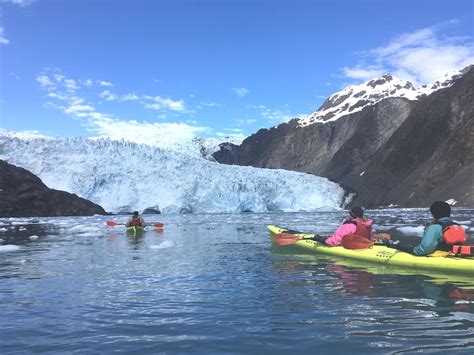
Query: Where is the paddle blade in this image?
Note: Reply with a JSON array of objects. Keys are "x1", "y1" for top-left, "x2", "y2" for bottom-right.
[
  {"x1": 106, "y1": 221, "x2": 119, "y2": 227},
  {"x1": 341, "y1": 234, "x2": 374, "y2": 250},
  {"x1": 153, "y1": 223, "x2": 164, "y2": 228},
  {"x1": 273, "y1": 233, "x2": 307, "y2": 245},
  {"x1": 274, "y1": 234, "x2": 301, "y2": 245}
]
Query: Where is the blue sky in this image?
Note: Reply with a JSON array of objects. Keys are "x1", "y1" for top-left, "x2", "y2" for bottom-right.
[{"x1": 0, "y1": 0, "x2": 473, "y2": 145}]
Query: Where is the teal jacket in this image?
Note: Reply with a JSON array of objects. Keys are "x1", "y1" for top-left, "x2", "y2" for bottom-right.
[{"x1": 413, "y1": 217, "x2": 452, "y2": 256}]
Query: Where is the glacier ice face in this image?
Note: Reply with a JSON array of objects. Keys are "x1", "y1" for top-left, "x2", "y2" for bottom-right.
[{"x1": 0, "y1": 133, "x2": 345, "y2": 214}]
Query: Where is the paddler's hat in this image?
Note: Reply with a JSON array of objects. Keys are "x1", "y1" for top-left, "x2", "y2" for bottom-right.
[
  {"x1": 349, "y1": 206, "x2": 364, "y2": 218},
  {"x1": 133, "y1": 211, "x2": 139, "y2": 216}
]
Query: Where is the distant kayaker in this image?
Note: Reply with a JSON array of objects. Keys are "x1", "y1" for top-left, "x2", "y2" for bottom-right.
[
  {"x1": 315, "y1": 206, "x2": 373, "y2": 246},
  {"x1": 126, "y1": 211, "x2": 145, "y2": 227},
  {"x1": 384, "y1": 201, "x2": 466, "y2": 255}
]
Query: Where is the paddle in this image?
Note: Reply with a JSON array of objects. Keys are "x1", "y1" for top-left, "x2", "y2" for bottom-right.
[
  {"x1": 274, "y1": 232, "x2": 390, "y2": 248},
  {"x1": 273, "y1": 233, "x2": 321, "y2": 246},
  {"x1": 106, "y1": 221, "x2": 164, "y2": 228}
]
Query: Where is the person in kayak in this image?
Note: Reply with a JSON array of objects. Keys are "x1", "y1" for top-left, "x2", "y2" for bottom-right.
[
  {"x1": 314, "y1": 206, "x2": 373, "y2": 246},
  {"x1": 383, "y1": 201, "x2": 466, "y2": 255},
  {"x1": 126, "y1": 211, "x2": 145, "y2": 227}
]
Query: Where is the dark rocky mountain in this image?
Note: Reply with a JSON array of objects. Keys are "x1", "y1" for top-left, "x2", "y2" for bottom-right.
[
  {"x1": 213, "y1": 66, "x2": 474, "y2": 208},
  {"x1": 0, "y1": 160, "x2": 108, "y2": 217}
]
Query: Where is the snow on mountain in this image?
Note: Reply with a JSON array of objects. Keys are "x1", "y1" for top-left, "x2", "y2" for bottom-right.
[
  {"x1": 298, "y1": 68, "x2": 466, "y2": 127},
  {"x1": 0, "y1": 132, "x2": 345, "y2": 214}
]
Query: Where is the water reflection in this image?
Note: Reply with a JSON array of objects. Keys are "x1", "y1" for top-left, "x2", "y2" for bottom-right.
[{"x1": 271, "y1": 247, "x2": 474, "y2": 313}]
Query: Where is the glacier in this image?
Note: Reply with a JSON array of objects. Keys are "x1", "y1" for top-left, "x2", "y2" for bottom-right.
[{"x1": 0, "y1": 131, "x2": 345, "y2": 214}]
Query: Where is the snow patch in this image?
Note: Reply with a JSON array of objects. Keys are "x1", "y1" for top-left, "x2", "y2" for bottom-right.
[
  {"x1": 445, "y1": 199, "x2": 457, "y2": 205},
  {"x1": 298, "y1": 68, "x2": 465, "y2": 127}
]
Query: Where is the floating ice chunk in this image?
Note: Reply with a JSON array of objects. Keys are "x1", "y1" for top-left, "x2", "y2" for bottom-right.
[
  {"x1": 396, "y1": 226, "x2": 425, "y2": 236},
  {"x1": 446, "y1": 199, "x2": 457, "y2": 205},
  {"x1": 29, "y1": 235, "x2": 39, "y2": 240},
  {"x1": 0, "y1": 228, "x2": 7, "y2": 232},
  {"x1": 0, "y1": 245, "x2": 20, "y2": 252},
  {"x1": 77, "y1": 232, "x2": 102, "y2": 237},
  {"x1": 68, "y1": 225, "x2": 101, "y2": 234},
  {"x1": 150, "y1": 240, "x2": 176, "y2": 249}
]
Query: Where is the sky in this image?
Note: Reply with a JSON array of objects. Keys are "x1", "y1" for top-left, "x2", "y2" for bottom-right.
[{"x1": 0, "y1": 0, "x2": 473, "y2": 146}]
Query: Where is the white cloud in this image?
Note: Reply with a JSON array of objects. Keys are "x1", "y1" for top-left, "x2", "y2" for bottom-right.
[
  {"x1": 54, "y1": 74, "x2": 66, "y2": 82},
  {"x1": 0, "y1": 26, "x2": 9, "y2": 45},
  {"x1": 200, "y1": 101, "x2": 218, "y2": 107},
  {"x1": 64, "y1": 103, "x2": 95, "y2": 115},
  {"x1": 64, "y1": 79, "x2": 79, "y2": 91},
  {"x1": 90, "y1": 120, "x2": 211, "y2": 147},
  {"x1": 36, "y1": 74, "x2": 55, "y2": 88},
  {"x1": 251, "y1": 105, "x2": 295, "y2": 123},
  {"x1": 0, "y1": 0, "x2": 36, "y2": 6},
  {"x1": 145, "y1": 96, "x2": 185, "y2": 111},
  {"x1": 82, "y1": 79, "x2": 93, "y2": 86},
  {"x1": 233, "y1": 87, "x2": 249, "y2": 97},
  {"x1": 98, "y1": 80, "x2": 113, "y2": 87},
  {"x1": 342, "y1": 66, "x2": 385, "y2": 81},
  {"x1": 9, "y1": 72, "x2": 21, "y2": 80},
  {"x1": 99, "y1": 90, "x2": 118, "y2": 101},
  {"x1": 236, "y1": 119, "x2": 257, "y2": 125},
  {"x1": 121, "y1": 93, "x2": 139, "y2": 101},
  {"x1": 47, "y1": 92, "x2": 69, "y2": 101},
  {"x1": 36, "y1": 70, "x2": 211, "y2": 147},
  {"x1": 342, "y1": 22, "x2": 474, "y2": 85}
]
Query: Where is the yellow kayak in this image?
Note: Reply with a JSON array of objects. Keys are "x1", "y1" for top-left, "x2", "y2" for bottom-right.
[{"x1": 268, "y1": 225, "x2": 474, "y2": 276}]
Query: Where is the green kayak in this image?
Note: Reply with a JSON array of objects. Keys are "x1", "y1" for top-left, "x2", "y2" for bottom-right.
[{"x1": 126, "y1": 226, "x2": 145, "y2": 237}]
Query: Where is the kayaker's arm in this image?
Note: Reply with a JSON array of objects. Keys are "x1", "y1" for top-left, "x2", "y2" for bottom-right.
[{"x1": 413, "y1": 225, "x2": 443, "y2": 256}]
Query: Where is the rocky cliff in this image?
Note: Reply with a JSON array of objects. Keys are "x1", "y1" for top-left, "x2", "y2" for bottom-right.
[
  {"x1": 214, "y1": 66, "x2": 473, "y2": 207},
  {"x1": 0, "y1": 160, "x2": 108, "y2": 217}
]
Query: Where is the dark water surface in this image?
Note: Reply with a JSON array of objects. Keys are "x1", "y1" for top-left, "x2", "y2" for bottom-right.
[{"x1": 1, "y1": 209, "x2": 473, "y2": 354}]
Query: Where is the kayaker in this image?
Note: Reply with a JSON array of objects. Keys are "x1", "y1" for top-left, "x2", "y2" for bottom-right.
[
  {"x1": 314, "y1": 206, "x2": 373, "y2": 246},
  {"x1": 383, "y1": 201, "x2": 466, "y2": 255},
  {"x1": 126, "y1": 211, "x2": 145, "y2": 227}
]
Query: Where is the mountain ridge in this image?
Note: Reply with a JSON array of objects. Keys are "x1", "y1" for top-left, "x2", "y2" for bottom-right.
[
  {"x1": 298, "y1": 67, "x2": 467, "y2": 126},
  {"x1": 213, "y1": 66, "x2": 474, "y2": 207}
]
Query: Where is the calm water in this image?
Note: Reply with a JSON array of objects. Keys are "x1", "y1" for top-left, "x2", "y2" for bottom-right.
[{"x1": 1, "y1": 209, "x2": 473, "y2": 354}]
